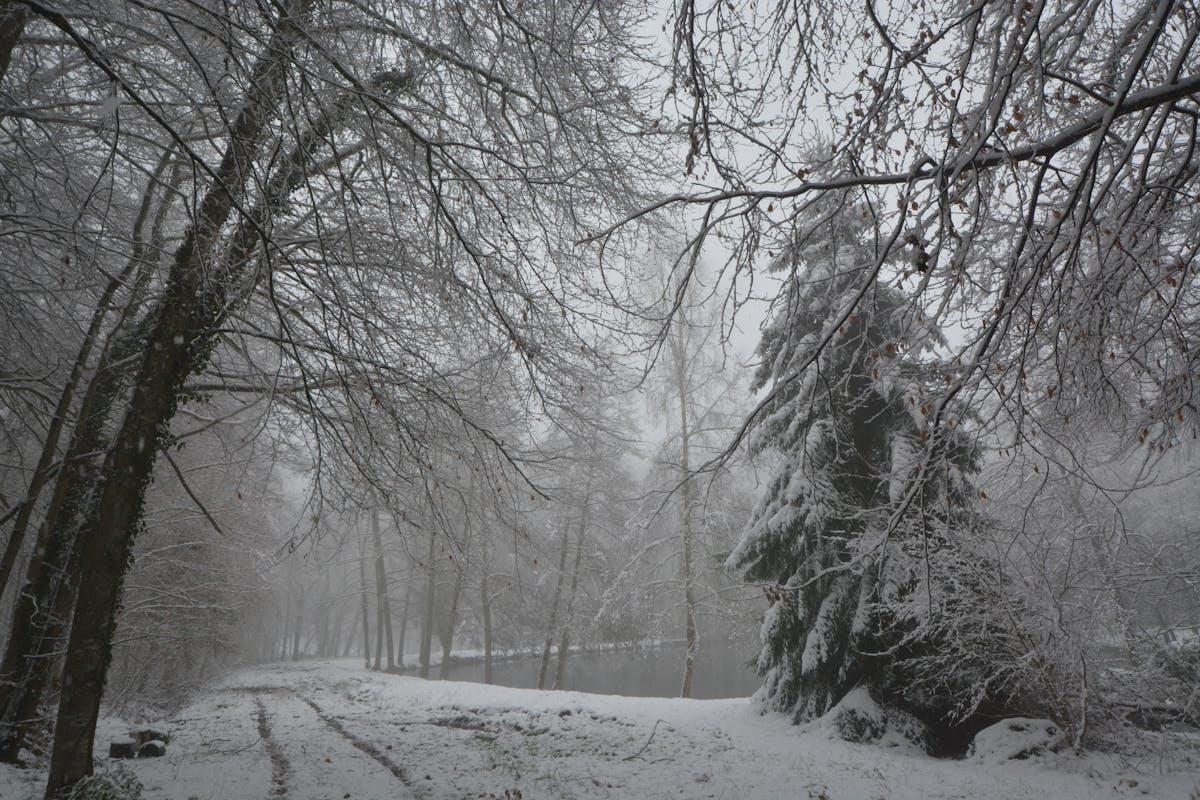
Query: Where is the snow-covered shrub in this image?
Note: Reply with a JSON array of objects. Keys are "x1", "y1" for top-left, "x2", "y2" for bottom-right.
[
  {"x1": 951, "y1": 440, "x2": 1200, "y2": 748},
  {"x1": 1153, "y1": 640, "x2": 1200, "y2": 687},
  {"x1": 813, "y1": 687, "x2": 932, "y2": 753},
  {"x1": 1162, "y1": 642, "x2": 1200, "y2": 725},
  {"x1": 968, "y1": 718, "x2": 1066, "y2": 763},
  {"x1": 1107, "y1": 640, "x2": 1200, "y2": 732},
  {"x1": 65, "y1": 767, "x2": 143, "y2": 800},
  {"x1": 877, "y1": 527, "x2": 1077, "y2": 735}
]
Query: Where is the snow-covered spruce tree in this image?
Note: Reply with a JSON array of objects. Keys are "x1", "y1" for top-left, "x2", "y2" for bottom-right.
[{"x1": 728, "y1": 198, "x2": 985, "y2": 725}]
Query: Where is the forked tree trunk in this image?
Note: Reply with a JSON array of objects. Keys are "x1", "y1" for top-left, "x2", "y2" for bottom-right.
[
  {"x1": 0, "y1": 149, "x2": 175, "y2": 721},
  {"x1": 0, "y1": 323, "x2": 97, "y2": 598},
  {"x1": 0, "y1": 346, "x2": 125, "y2": 761}
]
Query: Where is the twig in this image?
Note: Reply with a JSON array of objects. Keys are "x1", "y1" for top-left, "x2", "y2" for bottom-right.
[{"x1": 623, "y1": 719, "x2": 664, "y2": 761}]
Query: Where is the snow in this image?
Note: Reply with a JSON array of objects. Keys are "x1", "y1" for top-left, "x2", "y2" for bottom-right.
[
  {"x1": 811, "y1": 687, "x2": 930, "y2": 754},
  {"x1": 801, "y1": 576, "x2": 851, "y2": 676},
  {"x1": 2, "y1": 659, "x2": 1196, "y2": 799},
  {"x1": 968, "y1": 718, "x2": 1068, "y2": 764}
]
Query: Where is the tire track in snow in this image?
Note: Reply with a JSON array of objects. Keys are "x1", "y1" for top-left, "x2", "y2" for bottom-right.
[
  {"x1": 295, "y1": 693, "x2": 416, "y2": 791},
  {"x1": 251, "y1": 693, "x2": 291, "y2": 797}
]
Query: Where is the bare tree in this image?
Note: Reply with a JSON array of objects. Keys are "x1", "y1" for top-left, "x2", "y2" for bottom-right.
[
  {"x1": 624, "y1": 0, "x2": 1200, "y2": 479},
  {"x1": 0, "y1": 0, "x2": 661, "y2": 793}
]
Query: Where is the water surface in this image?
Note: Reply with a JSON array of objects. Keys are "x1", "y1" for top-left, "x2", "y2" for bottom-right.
[{"x1": 433, "y1": 641, "x2": 760, "y2": 699}]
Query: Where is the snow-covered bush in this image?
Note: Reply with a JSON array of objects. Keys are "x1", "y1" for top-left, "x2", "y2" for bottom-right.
[
  {"x1": 1153, "y1": 640, "x2": 1200, "y2": 687},
  {"x1": 952, "y1": 439, "x2": 1200, "y2": 747},
  {"x1": 968, "y1": 718, "x2": 1066, "y2": 763},
  {"x1": 65, "y1": 767, "x2": 143, "y2": 800},
  {"x1": 878, "y1": 526, "x2": 1082, "y2": 736},
  {"x1": 812, "y1": 688, "x2": 932, "y2": 753}
]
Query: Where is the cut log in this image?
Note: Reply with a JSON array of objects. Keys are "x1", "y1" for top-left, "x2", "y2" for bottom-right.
[
  {"x1": 129, "y1": 725, "x2": 168, "y2": 746},
  {"x1": 137, "y1": 739, "x2": 166, "y2": 758},
  {"x1": 108, "y1": 737, "x2": 136, "y2": 759}
]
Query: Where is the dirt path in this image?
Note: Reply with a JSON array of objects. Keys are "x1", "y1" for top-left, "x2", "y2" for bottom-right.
[
  {"x1": 233, "y1": 683, "x2": 418, "y2": 800},
  {"x1": 295, "y1": 694, "x2": 414, "y2": 789},
  {"x1": 252, "y1": 693, "x2": 291, "y2": 796}
]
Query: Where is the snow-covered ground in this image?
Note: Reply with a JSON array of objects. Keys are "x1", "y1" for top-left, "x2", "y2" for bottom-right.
[{"x1": 2, "y1": 659, "x2": 1197, "y2": 799}]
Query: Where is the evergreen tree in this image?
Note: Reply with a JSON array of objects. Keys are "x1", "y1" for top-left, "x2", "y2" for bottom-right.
[{"x1": 728, "y1": 198, "x2": 981, "y2": 722}]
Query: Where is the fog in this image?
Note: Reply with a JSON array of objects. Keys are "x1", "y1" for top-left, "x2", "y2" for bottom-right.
[{"x1": 1, "y1": 0, "x2": 1198, "y2": 797}]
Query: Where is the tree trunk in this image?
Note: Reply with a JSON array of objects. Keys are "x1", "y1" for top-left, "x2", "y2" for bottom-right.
[
  {"x1": 373, "y1": 575, "x2": 383, "y2": 668},
  {"x1": 316, "y1": 572, "x2": 331, "y2": 658},
  {"x1": 537, "y1": 521, "x2": 572, "y2": 690},
  {"x1": 0, "y1": 348, "x2": 89, "y2": 599},
  {"x1": 419, "y1": 527, "x2": 436, "y2": 679},
  {"x1": 292, "y1": 592, "x2": 303, "y2": 660},
  {"x1": 475, "y1": 518, "x2": 493, "y2": 684},
  {"x1": 554, "y1": 506, "x2": 589, "y2": 690},
  {"x1": 480, "y1": 563, "x2": 493, "y2": 685},
  {"x1": 316, "y1": 608, "x2": 327, "y2": 659},
  {"x1": 0, "y1": 146, "x2": 174, "y2": 605},
  {"x1": 0, "y1": 311, "x2": 167, "y2": 761},
  {"x1": 675, "y1": 330, "x2": 699, "y2": 699},
  {"x1": 0, "y1": 1, "x2": 29, "y2": 88},
  {"x1": 358, "y1": 533, "x2": 372, "y2": 668},
  {"x1": 0, "y1": 364, "x2": 118, "y2": 761},
  {"x1": 397, "y1": 562, "x2": 412, "y2": 668},
  {"x1": 280, "y1": 596, "x2": 291, "y2": 662},
  {"x1": 326, "y1": 594, "x2": 344, "y2": 659},
  {"x1": 43, "y1": 5, "x2": 312, "y2": 793},
  {"x1": 0, "y1": 151, "x2": 178, "y2": 760},
  {"x1": 439, "y1": 560, "x2": 463, "y2": 680},
  {"x1": 260, "y1": 621, "x2": 272, "y2": 663},
  {"x1": 372, "y1": 507, "x2": 394, "y2": 671},
  {"x1": 679, "y1": 475, "x2": 698, "y2": 696}
]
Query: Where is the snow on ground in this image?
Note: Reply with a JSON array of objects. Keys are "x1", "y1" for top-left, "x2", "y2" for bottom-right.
[{"x1": 2, "y1": 659, "x2": 1197, "y2": 799}]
